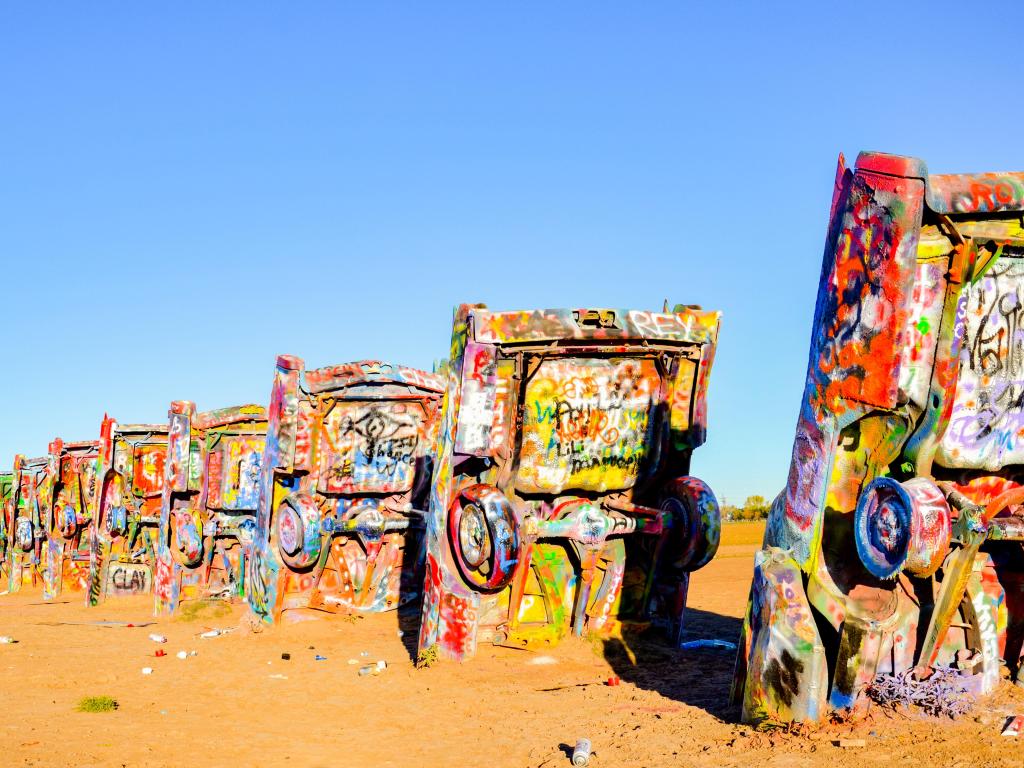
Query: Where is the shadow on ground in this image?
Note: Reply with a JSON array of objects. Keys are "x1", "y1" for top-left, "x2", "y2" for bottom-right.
[{"x1": 602, "y1": 607, "x2": 743, "y2": 722}]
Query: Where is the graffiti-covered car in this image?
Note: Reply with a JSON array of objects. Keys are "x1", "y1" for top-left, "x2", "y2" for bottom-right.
[
  {"x1": 88, "y1": 417, "x2": 169, "y2": 605},
  {"x1": 7, "y1": 455, "x2": 51, "y2": 593},
  {"x1": 154, "y1": 401, "x2": 267, "y2": 614},
  {"x1": 247, "y1": 357, "x2": 444, "y2": 623},
  {"x1": 417, "y1": 304, "x2": 722, "y2": 662},
  {"x1": 735, "y1": 152, "x2": 1024, "y2": 724},
  {"x1": 0, "y1": 473, "x2": 14, "y2": 585},
  {"x1": 42, "y1": 438, "x2": 100, "y2": 600}
]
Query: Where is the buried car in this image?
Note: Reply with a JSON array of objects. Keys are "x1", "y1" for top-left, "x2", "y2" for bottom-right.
[
  {"x1": 41, "y1": 438, "x2": 101, "y2": 600},
  {"x1": 154, "y1": 401, "x2": 267, "y2": 614},
  {"x1": 735, "y1": 152, "x2": 1024, "y2": 723},
  {"x1": 7, "y1": 454, "x2": 51, "y2": 593},
  {"x1": 88, "y1": 416, "x2": 169, "y2": 605},
  {"x1": 417, "y1": 303, "x2": 722, "y2": 662},
  {"x1": 246, "y1": 357, "x2": 444, "y2": 622},
  {"x1": 0, "y1": 473, "x2": 14, "y2": 585}
]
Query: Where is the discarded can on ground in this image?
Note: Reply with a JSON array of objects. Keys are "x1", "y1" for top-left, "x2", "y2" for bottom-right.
[
  {"x1": 0, "y1": 636, "x2": 16, "y2": 644},
  {"x1": 572, "y1": 738, "x2": 592, "y2": 766},
  {"x1": 148, "y1": 633, "x2": 167, "y2": 643}
]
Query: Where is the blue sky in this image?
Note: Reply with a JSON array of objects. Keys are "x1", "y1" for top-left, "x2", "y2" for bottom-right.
[{"x1": 2, "y1": 2, "x2": 1022, "y2": 504}]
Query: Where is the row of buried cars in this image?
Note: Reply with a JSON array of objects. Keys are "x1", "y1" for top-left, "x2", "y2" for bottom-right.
[
  {"x1": 6, "y1": 150, "x2": 1024, "y2": 727},
  {"x1": 0, "y1": 300, "x2": 724, "y2": 666}
]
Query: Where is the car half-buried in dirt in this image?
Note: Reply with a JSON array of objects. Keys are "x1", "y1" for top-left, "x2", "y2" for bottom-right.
[
  {"x1": 246, "y1": 357, "x2": 445, "y2": 622},
  {"x1": 416, "y1": 303, "x2": 722, "y2": 662},
  {"x1": 88, "y1": 416, "x2": 169, "y2": 605},
  {"x1": 735, "y1": 151, "x2": 1024, "y2": 723},
  {"x1": 7, "y1": 454, "x2": 51, "y2": 593},
  {"x1": 42, "y1": 438, "x2": 101, "y2": 600},
  {"x1": 0, "y1": 472, "x2": 13, "y2": 585},
  {"x1": 154, "y1": 401, "x2": 267, "y2": 614}
]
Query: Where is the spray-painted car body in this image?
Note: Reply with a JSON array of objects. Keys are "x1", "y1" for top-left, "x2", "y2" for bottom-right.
[
  {"x1": 247, "y1": 357, "x2": 445, "y2": 622},
  {"x1": 417, "y1": 304, "x2": 722, "y2": 662},
  {"x1": 154, "y1": 402, "x2": 267, "y2": 613},
  {"x1": 0, "y1": 473, "x2": 13, "y2": 585},
  {"x1": 7, "y1": 455, "x2": 51, "y2": 592},
  {"x1": 736, "y1": 152, "x2": 1024, "y2": 723},
  {"x1": 88, "y1": 417, "x2": 169, "y2": 605},
  {"x1": 41, "y1": 438, "x2": 101, "y2": 600}
]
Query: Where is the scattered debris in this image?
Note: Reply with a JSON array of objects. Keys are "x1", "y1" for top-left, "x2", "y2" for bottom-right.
[
  {"x1": 148, "y1": 634, "x2": 167, "y2": 643},
  {"x1": 141, "y1": 667, "x2": 153, "y2": 675},
  {"x1": 867, "y1": 667, "x2": 975, "y2": 718},
  {"x1": 1002, "y1": 716, "x2": 1024, "y2": 737},
  {"x1": 528, "y1": 655, "x2": 558, "y2": 666},
  {"x1": 0, "y1": 636, "x2": 18, "y2": 644},
  {"x1": 358, "y1": 660, "x2": 388, "y2": 676},
  {"x1": 678, "y1": 639, "x2": 736, "y2": 651},
  {"x1": 834, "y1": 738, "x2": 865, "y2": 748},
  {"x1": 314, "y1": 654, "x2": 327, "y2": 661},
  {"x1": 268, "y1": 674, "x2": 288, "y2": 680},
  {"x1": 176, "y1": 651, "x2": 188, "y2": 660},
  {"x1": 281, "y1": 652, "x2": 291, "y2": 660},
  {"x1": 199, "y1": 628, "x2": 234, "y2": 639},
  {"x1": 572, "y1": 738, "x2": 592, "y2": 766},
  {"x1": 606, "y1": 676, "x2": 620, "y2": 687},
  {"x1": 154, "y1": 649, "x2": 166, "y2": 657}
]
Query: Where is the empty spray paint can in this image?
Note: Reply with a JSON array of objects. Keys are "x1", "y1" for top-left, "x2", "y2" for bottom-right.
[{"x1": 572, "y1": 739, "x2": 591, "y2": 766}]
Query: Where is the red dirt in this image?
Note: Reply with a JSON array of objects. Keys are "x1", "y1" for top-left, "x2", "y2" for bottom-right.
[{"x1": 1, "y1": 524, "x2": 1022, "y2": 767}]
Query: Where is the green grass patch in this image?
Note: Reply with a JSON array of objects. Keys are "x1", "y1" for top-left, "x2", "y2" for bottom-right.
[{"x1": 77, "y1": 696, "x2": 118, "y2": 713}]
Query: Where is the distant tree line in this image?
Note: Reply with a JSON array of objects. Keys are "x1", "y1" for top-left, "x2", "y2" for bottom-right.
[{"x1": 722, "y1": 495, "x2": 770, "y2": 522}]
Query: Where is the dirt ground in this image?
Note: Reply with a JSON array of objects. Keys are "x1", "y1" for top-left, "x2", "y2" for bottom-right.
[{"x1": 1, "y1": 523, "x2": 1022, "y2": 767}]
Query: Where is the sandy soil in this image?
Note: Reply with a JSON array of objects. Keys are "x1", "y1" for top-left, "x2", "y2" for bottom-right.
[{"x1": 2, "y1": 522, "x2": 1022, "y2": 767}]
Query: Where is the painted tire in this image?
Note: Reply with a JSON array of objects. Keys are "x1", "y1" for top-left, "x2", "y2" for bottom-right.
[
  {"x1": 14, "y1": 518, "x2": 33, "y2": 552},
  {"x1": 171, "y1": 508, "x2": 204, "y2": 567},
  {"x1": 855, "y1": 477, "x2": 951, "y2": 579},
  {"x1": 275, "y1": 493, "x2": 322, "y2": 570},
  {"x1": 660, "y1": 476, "x2": 721, "y2": 572},
  {"x1": 53, "y1": 500, "x2": 78, "y2": 539},
  {"x1": 100, "y1": 473, "x2": 129, "y2": 537},
  {"x1": 447, "y1": 484, "x2": 520, "y2": 592}
]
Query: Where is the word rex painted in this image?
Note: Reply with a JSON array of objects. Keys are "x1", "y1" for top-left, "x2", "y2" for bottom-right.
[
  {"x1": 735, "y1": 152, "x2": 1024, "y2": 724},
  {"x1": 154, "y1": 402, "x2": 267, "y2": 614},
  {"x1": 246, "y1": 357, "x2": 444, "y2": 622},
  {"x1": 417, "y1": 304, "x2": 722, "y2": 663}
]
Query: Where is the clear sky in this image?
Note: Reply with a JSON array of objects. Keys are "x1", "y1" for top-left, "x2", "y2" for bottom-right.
[{"x1": 2, "y1": 2, "x2": 1022, "y2": 504}]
